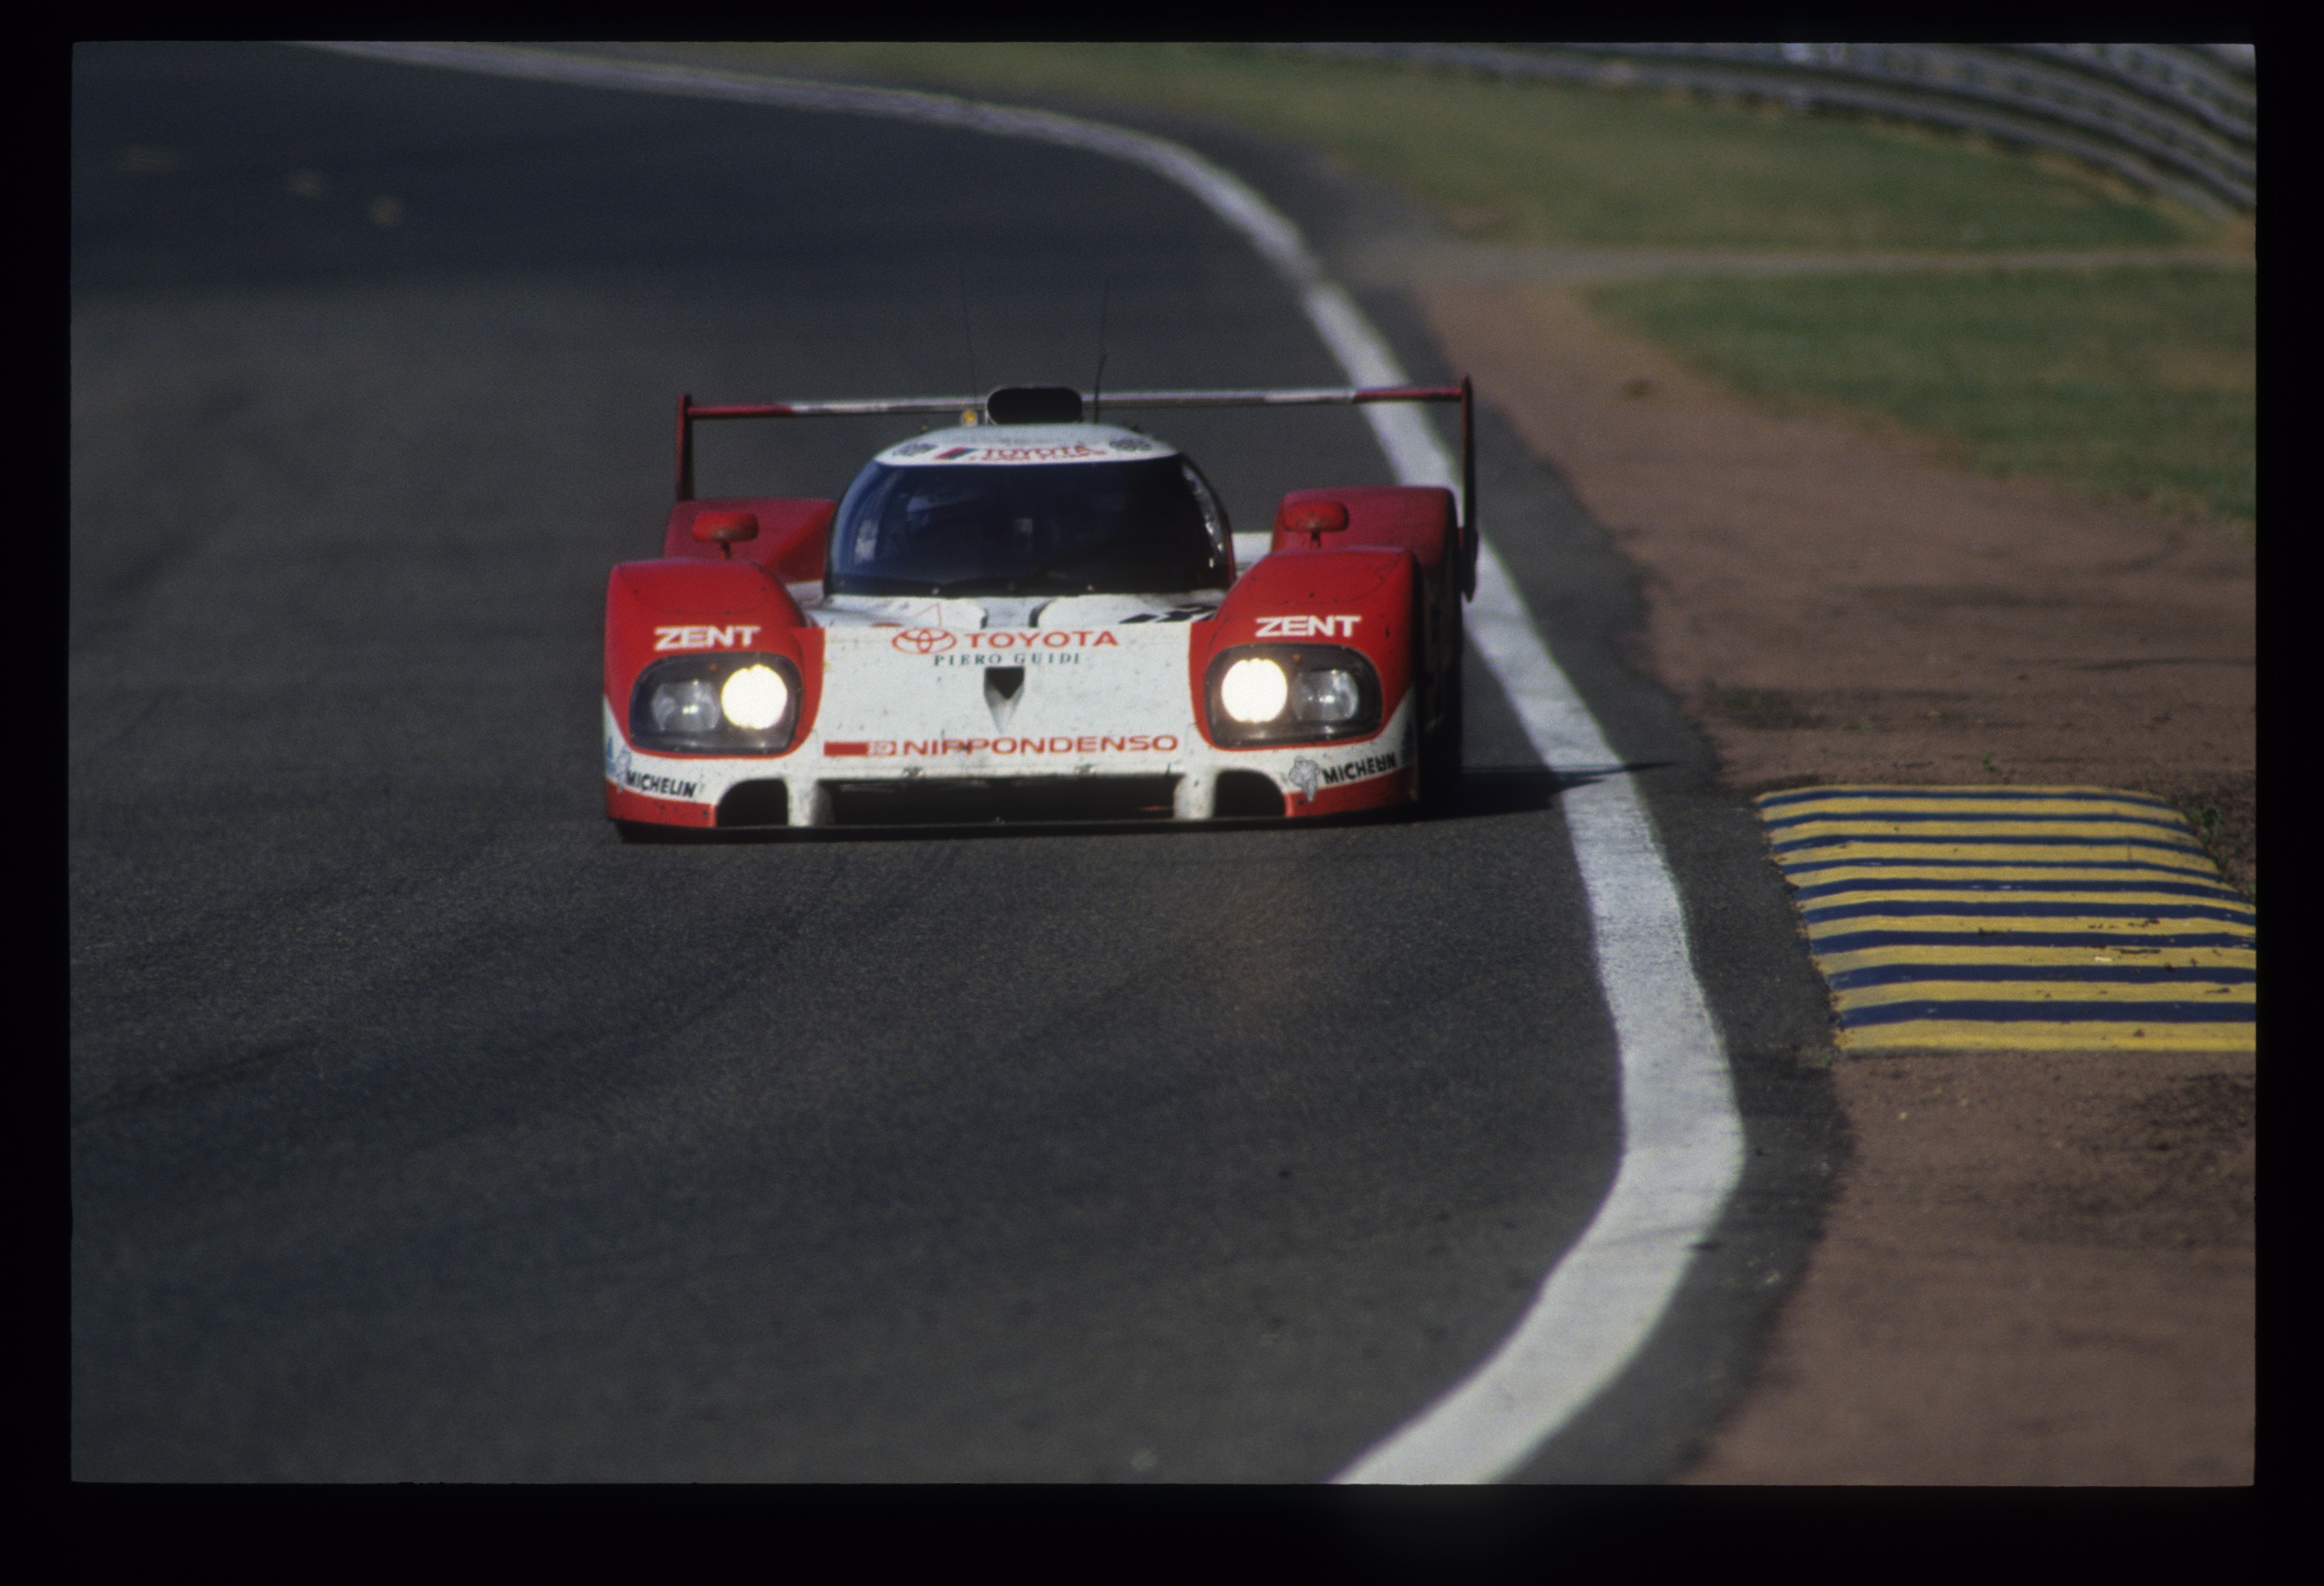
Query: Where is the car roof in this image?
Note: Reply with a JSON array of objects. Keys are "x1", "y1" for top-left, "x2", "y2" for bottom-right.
[{"x1": 873, "y1": 422, "x2": 1180, "y2": 468}]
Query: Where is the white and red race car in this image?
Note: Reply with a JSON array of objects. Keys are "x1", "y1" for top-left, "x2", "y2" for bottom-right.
[{"x1": 604, "y1": 381, "x2": 1476, "y2": 833}]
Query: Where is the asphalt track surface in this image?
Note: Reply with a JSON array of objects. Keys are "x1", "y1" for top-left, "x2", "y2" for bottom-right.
[{"x1": 70, "y1": 43, "x2": 1839, "y2": 1482}]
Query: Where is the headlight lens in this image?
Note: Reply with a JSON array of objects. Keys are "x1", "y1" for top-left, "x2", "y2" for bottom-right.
[
  {"x1": 1291, "y1": 668, "x2": 1361, "y2": 724},
  {"x1": 652, "y1": 678, "x2": 720, "y2": 735},
  {"x1": 1220, "y1": 657, "x2": 1289, "y2": 723},
  {"x1": 720, "y1": 664, "x2": 790, "y2": 731},
  {"x1": 1205, "y1": 644, "x2": 1381, "y2": 745},
  {"x1": 628, "y1": 652, "x2": 802, "y2": 754}
]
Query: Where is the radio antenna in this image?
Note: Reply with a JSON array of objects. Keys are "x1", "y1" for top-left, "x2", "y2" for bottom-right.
[
  {"x1": 957, "y1": 269, "x2": 980, "y2": 418},
  {"x1": 1092, "y1": 277, "x2": 1110, "y2": 422}
]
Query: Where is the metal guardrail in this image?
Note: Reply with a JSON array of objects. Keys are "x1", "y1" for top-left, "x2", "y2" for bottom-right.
[
  {"x1": 1283, "y1": 43, "x2": 2256, "y2": 218},
  {"x1": 2006, "y1": 44, "x2": 2253, "y2": 140}
]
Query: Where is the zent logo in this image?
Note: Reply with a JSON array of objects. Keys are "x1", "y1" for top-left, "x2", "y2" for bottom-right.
[
  {"x1": 654, "y1": 624, "x2": 763, "y2": 651},
  {"x1": 892, "y1": 628, "x2": 959, "y2": 655},
  {"x1": 1256, "y1": 614, "x2": 1360, "y2": 638}
]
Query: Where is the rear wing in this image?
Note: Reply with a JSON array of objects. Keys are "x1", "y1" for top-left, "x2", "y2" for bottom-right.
[{"x1": 674, "y1": 381, "x2": 1477, "y2": 591}]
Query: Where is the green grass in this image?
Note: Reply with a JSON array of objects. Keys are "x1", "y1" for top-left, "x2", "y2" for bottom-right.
[
  {"x1": 706, "y1": 43, "x2": 2229, "y2": 251},
  {"x1": 1587, "y1": 265, "x2": 2255, "y2": 528}
]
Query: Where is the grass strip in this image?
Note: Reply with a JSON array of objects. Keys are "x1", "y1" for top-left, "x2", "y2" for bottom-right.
[{"x1": 1587, "y1": 265, "x2": 2254, "y2": 528}]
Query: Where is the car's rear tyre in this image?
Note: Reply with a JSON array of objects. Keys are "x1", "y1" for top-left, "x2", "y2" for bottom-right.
[{"x1": 1421, "y1": 607, "x2": 1465, "y2": 814}]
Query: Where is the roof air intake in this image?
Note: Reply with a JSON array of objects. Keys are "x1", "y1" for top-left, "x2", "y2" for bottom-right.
[{"x1": 985, "y1": 386, "x2": 1085, "y2": 425}]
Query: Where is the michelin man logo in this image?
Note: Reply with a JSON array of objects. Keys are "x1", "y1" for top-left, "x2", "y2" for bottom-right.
[
  {"x1": 607, "y1": 738, "x2": 633, "y2": 787},
  {"x1": 1286, "y1": 756, "x2": 1323, "y2": 803}
]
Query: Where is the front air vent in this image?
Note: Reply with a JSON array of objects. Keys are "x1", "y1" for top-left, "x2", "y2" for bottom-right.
[
  {"x1": 715, "y1": 780, "x2": 790, "y2": 827},
  {"x1": 1213, "y1": 771, "x2": 1287, "y2": 817},
  {"x1": 827, "y1": 776, "x2": 1178, "y2": 825},
  {"x1": 984, "y1": 666, "x2": 1026, "y2": 731}
]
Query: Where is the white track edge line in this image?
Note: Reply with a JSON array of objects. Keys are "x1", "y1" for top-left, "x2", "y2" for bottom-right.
[{"x1": 308, "y1": 41, "x2": 1745, "y2": 1485}]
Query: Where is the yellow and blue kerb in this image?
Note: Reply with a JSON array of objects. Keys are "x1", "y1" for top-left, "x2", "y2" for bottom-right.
[{"x1": 1755, "y1": 786, "x2": 2254, "y2": 1051}]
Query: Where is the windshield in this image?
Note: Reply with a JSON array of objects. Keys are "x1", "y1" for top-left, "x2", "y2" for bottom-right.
[{"x1": 826, "y1": 456, "x2": 1231, "y2": 597}]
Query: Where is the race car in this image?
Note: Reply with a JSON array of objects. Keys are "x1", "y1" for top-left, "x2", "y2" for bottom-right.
[{"x1": 604, "y1": 380, "x2": 1476, "y2": 833}]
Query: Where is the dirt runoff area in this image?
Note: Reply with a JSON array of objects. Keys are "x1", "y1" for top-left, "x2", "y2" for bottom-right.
[{"x1": 1412, "y1": 276, "x2": 2254, "y2": 1484}]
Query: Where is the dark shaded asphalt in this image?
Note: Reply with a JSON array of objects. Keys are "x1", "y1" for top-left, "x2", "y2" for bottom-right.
[{"x1": 69, "y1": 43, "x2": 1836, "y2": 1481}]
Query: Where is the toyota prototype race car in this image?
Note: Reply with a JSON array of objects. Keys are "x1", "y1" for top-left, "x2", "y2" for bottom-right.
[{"x1": 604, "y1": 380, "x2": 1477, "y2": 834}]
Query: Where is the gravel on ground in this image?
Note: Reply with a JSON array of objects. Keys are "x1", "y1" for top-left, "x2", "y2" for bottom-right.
[{"x1": 1680, "y1": 1050, "x2": 2252, "y2": 1484}]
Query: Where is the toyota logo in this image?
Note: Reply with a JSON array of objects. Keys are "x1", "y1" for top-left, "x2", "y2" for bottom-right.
[{"x1": 892, "y1": 628, "x2": 957, "y2": 655}]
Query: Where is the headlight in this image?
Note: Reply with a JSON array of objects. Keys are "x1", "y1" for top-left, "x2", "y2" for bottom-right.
[
  {"x1": 1291, "y1": 668, "x2": 1361, "y2": 724},
  {"x1": 651, "y1": 678, "x2": 720, "y2": 735},
  {"x1": 628, "y1": 652, "x2": 802, "y2": 754},
  {"x1": 1205, "y1": 644, "x2": 1381, "y2": 745},
  {"x1": 720, "y1": 664, "x2": 790, "y2": 731},
  {"x1": 1220, "y1": 657, "x2": 1289, "y2": 723}
]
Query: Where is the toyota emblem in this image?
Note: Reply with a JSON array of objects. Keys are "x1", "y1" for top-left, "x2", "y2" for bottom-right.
[{"x1": 892, "y1": 628, "x2": 957, "y2": 655}]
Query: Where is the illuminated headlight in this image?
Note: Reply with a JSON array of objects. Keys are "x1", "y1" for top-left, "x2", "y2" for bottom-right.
[
  {"x1": 1220, "y1": 657, "x2": 1289, "y2": 723},
  {"x1": 720, "y1": 665, "x2": 790, "y2": 731},
  {"x1": 1205, "y1": 645, "x2": 1381, "y2": 745},
  {"x1": 628, "y1": 652, "x2": 801, "y2": 754}
]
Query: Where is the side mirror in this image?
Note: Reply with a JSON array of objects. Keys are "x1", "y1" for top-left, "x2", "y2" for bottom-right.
[
  {"x1": 1281, "y1": 499, "x2": 1350, "y2": 548},
  {"x1": 693, "y1": 510, "x2": 759, "y2": 559}
]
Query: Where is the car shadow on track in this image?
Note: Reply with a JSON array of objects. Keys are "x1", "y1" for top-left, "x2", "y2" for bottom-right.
[
  {"x1": 610, "y1": 763, "x2": 1672, "y2": 845},
  {"x1": 1451, "y1": 762, "x2": 1665, "y2": 814}
]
